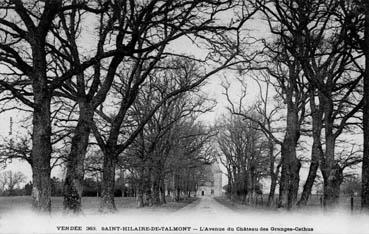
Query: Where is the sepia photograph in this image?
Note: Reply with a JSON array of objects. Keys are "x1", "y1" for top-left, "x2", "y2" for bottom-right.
[{"x1": 0, "y1": 0, "x2": 368, "y2": 233}]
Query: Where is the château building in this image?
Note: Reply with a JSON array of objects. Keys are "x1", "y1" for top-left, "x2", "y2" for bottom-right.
[{"x1": 196, "y1": 161, "x2": 222, "y2": 196}]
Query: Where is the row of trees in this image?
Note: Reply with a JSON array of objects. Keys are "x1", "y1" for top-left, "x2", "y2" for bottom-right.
[
  {"x1": 216, "y1": 0, "x2": 368, "y2": 210},
  {"x1": 0, "y1": 0, "x2": 256, "y2": 213},
  {"x1": 218, "y1": 114, "x2": 267, "y2": 204},
  {"x1": 124, "y1": 92, "x2": 215, "y2": 207}
]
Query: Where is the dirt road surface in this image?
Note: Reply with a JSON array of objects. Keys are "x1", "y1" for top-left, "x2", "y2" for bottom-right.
[{"x1": 178, "y1": 196, "x2": 233, "y2": 215}]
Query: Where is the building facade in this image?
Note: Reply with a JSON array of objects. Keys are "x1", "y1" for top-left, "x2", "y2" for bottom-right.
[{"x1": 196, "y1": 161, "x2": 222, "y2": 197}]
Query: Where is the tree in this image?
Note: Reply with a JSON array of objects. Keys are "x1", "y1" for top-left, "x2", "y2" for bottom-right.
[
  {"x1": 0, "y1": 0, "x2": 63, "y2": 211},
  {"x1": 225, "y1": 74, "x2": 283, "y2": 206},
  {"x1": 249, "y1": 74, "x2": 283, "y2": 206},
  {"x1": 258, "y1": 0, "x2": 363, "y2": 209},
  {"x1": 115, "y1": 67, "x2": 215, "y2": 207},
  {"x1": 0, "y1": 170, "x2": 26, "y2": 195},
  {"x1": 165, "y1": 120, "x2": 215, "y2": 202},
  {"x1": 135, "y1": 92, "x2": 213, "y2": 206},
  {"x1": 0, "y1": 134, "x2": 32, "y2": 166},
  {"x1": 55, "y1": 0, "x2": 257, "y2": 213},
  {"x1": 91, "y1": 25, "x2": 255, "y2": 212},
  {"x1": 228, "y1": 44, "x2": 308, "y2": 209},
  {"x1": 342, "y1": 0, "x2": 369, "y2": 211},
  {"x1": 59, "y1": 0, "x2": 147, "y2": 213},
  {"x1": 0, "y1": 0, "x2": 119, "y2": 212},
  {"x1": 0, "y1": 130, "x2": 68, "y2": 170},
  {"x1": 361, "y1": 0, "x2": 369, "y2": 211},
  {"x1": 217, "y1": 113, "x2": 269, "y2": 204}
]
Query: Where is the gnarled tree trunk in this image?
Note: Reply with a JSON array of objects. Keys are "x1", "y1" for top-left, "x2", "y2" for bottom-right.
[
  {"x1": 278, "y1": 98, "x2": 301, "y2": 209},
  {"x1": 279, "y1": 144, "x2": 300, "y2": 209},
  {"x1": 298, "y1": 141, "x2": 321, "y2": 206},
  {"x1": 268, "y1": 174, "x2": 278, "y2": 207},
  {"x1": 267, "y1": 139, "x2": 279, "y2": 207},
  {"x1": 63, "y1": 103, "x2": 93, "y2": 212},
  {"x1": 99, "y1": 152, "x2": 117, "y2": 212},
  {"x1": 32, "y1": 92, "x2": 52, "y2": 212},
  {"x1": 288, "y1": 158, "x2": 301, "y2": 207},
  {"x1": 298, "y1": 91, "x2": 323, "y2": 206},
  {"x1": 322, "y1": 162, "x2": 343, "y2": 208},
  {"x1": 31, "y1": 38, "x2": 53, "y2": 212},
  {"x1": 321, "y1": 95, "x2": 340, "y2": 209}
]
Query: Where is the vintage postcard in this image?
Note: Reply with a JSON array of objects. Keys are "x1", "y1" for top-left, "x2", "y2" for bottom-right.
[{"x1": 0, "y1": 1, "x2": 368, "y2": 234}]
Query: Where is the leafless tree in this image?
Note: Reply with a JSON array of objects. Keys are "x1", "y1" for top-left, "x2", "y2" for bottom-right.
[
  {"x1": 0, "y1": 127, "x2": 69, "y2": 170},
  {"x1": 0, "y1": 0, "x2": 122, "y2": 212},
  {"x1": 166, "y1": 120, "x2": 216, "y2": 202},
  {"x1": 258, "y1": 0, "x2": 363, "y2": 208},
  {"x1": 359, "y1": 0, "x2": 369, "y2": 211},
  {"x1": 0, "y1": 170, "x2": 26, "y2": 195},
  {"x1": 217, "y1": 112, "x2": 269, "y2": 205},
  {"x1": 249, "y1": 73, "x2": 283, "y2": 206},
  {"x1": 92, "y1": 56, "x2": 221, "y2": 211},
  {"x1": 52, "y1": 0, "x2": 257, "y2": 213},
  {"x1": 227, "y1": 43, "x2": 308, "y2": 209},
  {"x1": 339, "y1": 0, "x2": 369, "y2": 210}
]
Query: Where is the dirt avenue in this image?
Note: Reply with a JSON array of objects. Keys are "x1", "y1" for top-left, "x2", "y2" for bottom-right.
[{"x1": 178, "y1": 196, "x2": 233, "y2": 215}]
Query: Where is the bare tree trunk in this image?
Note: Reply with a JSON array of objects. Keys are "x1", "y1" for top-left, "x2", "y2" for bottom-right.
[
  {"x1": 321, "y1": 133, "x2": 340, "y2": 208},
  {"x1": 186, "y1": 170, "x2": 191, "y2": 198},
  {"x1": 320, "y1": 94, "x2": 340, "y2": 208},
  {"x1": 152, "y1": 184, "x2": 160, "y2": 204},
  {"x1": 267, "y1": 140, "x2": 277, "y2": 207},
  {"x1": 63, "y1": 103, "x2": 93, "y2": 212},
  {"x1": 31, "y1": 39, "x2": 52, "y2": 211},
  {"x1": 279, "y1": 148, "x2": 300, "y2": 209},
  {"x1": 362, "y1": 2, "x2": 369, "y2": 210},
  {"x1": 152, "y1": 169, "x2": 161, "y2": 205},
  {"x1": 32, "y1": 92, "x2": 52, "y2": 212},
  {"x1": 323, "y1": 163, "x2": 343, "y2": 208},
  {"x1": 136, "y1": 176, "x2": 144, "y2": 207},
  {"x1": 227, "y1": 172, "x2": 233, "y2": 199},
  {"x1": 279, "y1": 154, "x2": 289, "y2": 208},
  {"x1": 288, "y1": 158, "x2": 301, "y2": 207},
  {"x1": 248, "y1": 165, "x2": 257, "y2": 205},
  {"x1": 278, "y1": 101, "x2": 300, "y2": 209},
  {"x1": 96, "y1": 173, "x2": 100, "y2": 197},
  {"x1": 4, "y1": 0, "x2": 63, "y2": 213},
  {"x1": 160, "y1": 178, "x2": 166, "y2": 204},
  {"x1": 144, "y1": 167, "x2": 153, "y2": 206},
  {"x1": 244, "y1": 170, "x2": 249, "y2": 204},
  {"x1": 174, "y1": 173, "x2": 181, "y2": 201},
  {"x1": 268, "y1": 164, "x2": 280, "y2": 207},
  {"x1": 176, "y1": 188, "x2": 181, "y2": 201},
  {"x1": 268, "y1": 174, "x2": 277, "y2": 207},
  {"x1": 298, "y1": 92, "x2": 323, "y2": 206},
  {"x1": 137, "y1": 191, "x2": 144, "y2": 207},
  {"x1": 297, "y1": 142, "x2": 321, "y2": 206},
  {"x1": 99, "y1": 153, "x2": 116, "y2": 212},
  {"x1": 232, "y1": 166, "x2": 238, "y2": 199}
]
